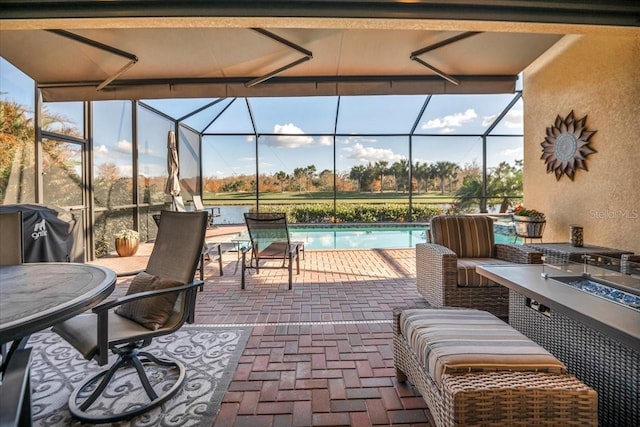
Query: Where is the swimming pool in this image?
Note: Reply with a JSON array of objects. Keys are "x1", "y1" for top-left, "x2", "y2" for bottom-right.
[
  {"x1": 289, "y1": 225, "x2": 429, "y2": 250},
  {"x1": 238, "y1": 223, "x2": 516, "y2": 250}
]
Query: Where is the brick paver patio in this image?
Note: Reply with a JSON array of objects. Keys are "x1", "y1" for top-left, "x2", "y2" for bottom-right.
[{"x1": 93, "y1": 225, "x2": 433, "y2": 426}]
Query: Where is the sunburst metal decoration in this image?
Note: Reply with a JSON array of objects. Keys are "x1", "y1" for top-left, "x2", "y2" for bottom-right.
[{"x1": 540, "y1": 111, "x2": 597, "y2": 181}]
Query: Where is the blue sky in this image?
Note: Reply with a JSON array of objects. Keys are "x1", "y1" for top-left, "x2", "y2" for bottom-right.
[{"x1": 2, "y1": 57, "x2": 524, "y2": 179}]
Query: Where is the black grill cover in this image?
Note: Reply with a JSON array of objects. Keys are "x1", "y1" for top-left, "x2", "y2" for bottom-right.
[{"x1": 0, "y1": 204, "x2": 84, "y2": 263}]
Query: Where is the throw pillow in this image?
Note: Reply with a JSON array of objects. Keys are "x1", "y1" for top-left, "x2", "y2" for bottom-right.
[{"x1": 115, "y1": 271, "x2": 183, "y2": 330}]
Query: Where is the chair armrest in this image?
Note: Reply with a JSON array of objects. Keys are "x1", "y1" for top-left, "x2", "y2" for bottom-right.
[
  {"x1": 91, "y1": 280, "x2": 204, "y2": 313},
  {"x1": 416, "y1": 243, "x2": 458, "y2": 307},
  {"x1": 418, "y1": 242, "x2": 456, "y2": 258},
  {"x1": 495, "y1": 244, "x2": 543, "y2": 264},
  {"x1": 88, "y1": 280, "x2": 203, "y2": 364}
]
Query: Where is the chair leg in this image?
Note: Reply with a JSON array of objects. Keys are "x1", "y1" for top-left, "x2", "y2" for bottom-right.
[
  {"x1": 241, "y1": 250, "x2": 247, "y2": 290},
  {"x1": 288, "y1": 252, "x2": 293, "y2": 290},
  {"x1": 217, "y1": 244, "x2": 224, "y2": 276},
  {"x1": 78, "y1": 354, "x2": 130, "y2": 410},
  {"x1": 68, "y1": 350, "x2": 186, "y2": 423}
]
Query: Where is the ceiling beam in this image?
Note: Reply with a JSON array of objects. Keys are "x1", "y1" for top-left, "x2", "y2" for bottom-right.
[
  {"x1": 246, "y1": 28, "x2": 313, "y2": 88},
  {"x1": 47, "y1": 29, "x2": 139, "y2": 91},
  {"x1": 38, "y1": 75, "x2": 518, "y2": 101},
  {"x1": 410, "y1": 32, "x2": 482, "y2": 86}
]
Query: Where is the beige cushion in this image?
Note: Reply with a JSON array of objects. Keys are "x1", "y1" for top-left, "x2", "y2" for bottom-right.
[
  {"x1": 115, "y1": 272, "x2": 183, "y2": 330},
  {"x1": 456, "y1": 258, "x2": 511, "y2": 287},
  {"x1": 400, "y1": 308, "x2": 566, "y2": 387}
]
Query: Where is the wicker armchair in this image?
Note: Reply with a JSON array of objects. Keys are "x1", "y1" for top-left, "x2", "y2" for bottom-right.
[{"x1": 416, "y1": 215, "x2": 542, "y2": 318}]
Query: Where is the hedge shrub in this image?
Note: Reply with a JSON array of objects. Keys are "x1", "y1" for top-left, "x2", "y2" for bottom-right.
[{"x1": 255, "y1": 203, "x2": 442, "y2": 223}]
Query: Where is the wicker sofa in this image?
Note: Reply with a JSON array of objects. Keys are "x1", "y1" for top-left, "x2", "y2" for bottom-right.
[
  {"x1": 393, "y1": 307, "x2": 598, "y2": 427},
  {"x1": 416, "y1": 215, "x2": 542, "y2": 318}
]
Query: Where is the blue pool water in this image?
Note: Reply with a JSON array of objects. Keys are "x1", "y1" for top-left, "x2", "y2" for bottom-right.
[
  {"x1": 245, "y1": 224, "x2": 516, "y2": 250},
  {"x1": 289, "y1": 225, "x2": 428, "y2": 250}
]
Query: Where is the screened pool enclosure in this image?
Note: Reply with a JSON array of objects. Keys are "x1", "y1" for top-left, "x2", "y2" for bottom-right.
[{"x1": 1, "y1": 59, "x2": 524, "y2": 258}]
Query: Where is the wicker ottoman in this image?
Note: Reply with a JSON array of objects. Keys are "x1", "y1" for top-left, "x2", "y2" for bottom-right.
[{"x1": 393, "y1": 308, "x2": 597, "y2": 427}]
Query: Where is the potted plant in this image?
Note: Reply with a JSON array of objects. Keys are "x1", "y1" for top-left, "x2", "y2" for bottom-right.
[
  {"x1": 114, "y1": 229, "x2": 139, "y2": 257},
  {"x1": 511, "y1": 205, "x2": 546, "y2": 239}
]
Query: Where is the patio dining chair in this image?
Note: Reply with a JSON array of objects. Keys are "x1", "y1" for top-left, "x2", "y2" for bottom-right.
[
  {"x1": 52, "y1": 210, "x2": 208, "y2": 423},
  {"x1": 241, "y1": 212, "x2": 300, "y2": 290}
]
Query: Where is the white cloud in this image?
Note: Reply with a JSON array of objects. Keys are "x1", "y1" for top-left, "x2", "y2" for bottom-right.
[
  {"x1": 482, "y1": 109, "x2": 523, "y2": 130},
  {"x1": 422, "y1": 109, "x2": 478, "y2": 131},
  {"x1": 115, "y1": 139, "x2": 133, "y2": 154},
  {"x1": 482, "y1": 114, "x2": 498, "y2": 127},
  {"x1": 261, "y1": 123, "x2": 313, "y2": 148},
  {"x1": 275, "y1": 123, "x2": 304, "y2": 134},
  {"x1": 318, "y1": 135, "x2": 333, "y2": 146},
  {"x1": 94, "y1": 144, "x2": 109, "y2": 157},
  {"x1": 340, "y1": 136, "x2": 377, "y2": 145},
  {"x1": 342, "y1": 142, "x2": 403, "y2": 163},
  {"x1": 502, "y1": 147, "x2": 523, "y2": 157},
  {"x1": 262, "y1": 123, "x2": 334, "y2": 148},
  {"x1": 503, "y1": 109, "x2": 523, "y2": 129}
]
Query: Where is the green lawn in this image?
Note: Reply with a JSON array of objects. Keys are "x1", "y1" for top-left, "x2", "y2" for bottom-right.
[{"x1": 203, "y1": 191, "x2": 457, "y2": 205}]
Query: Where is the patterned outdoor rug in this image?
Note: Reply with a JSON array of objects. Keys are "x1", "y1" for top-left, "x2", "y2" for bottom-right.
[{"x1": 27, "y1": 325, "x2": 251, "y2": 426}]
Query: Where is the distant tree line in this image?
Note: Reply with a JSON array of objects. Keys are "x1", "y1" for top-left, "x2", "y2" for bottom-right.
[{"x1": 203, "y1": 158, "x2": 523, "y2": 211}]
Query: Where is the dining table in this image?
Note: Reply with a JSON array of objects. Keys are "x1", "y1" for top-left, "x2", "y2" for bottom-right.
[{"x1": 0, "y1": 262, "x2": 116, "y2": 426}]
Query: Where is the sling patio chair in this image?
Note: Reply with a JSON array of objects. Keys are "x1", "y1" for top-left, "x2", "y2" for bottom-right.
[
  {"x1": 192, "y1": 195, "x2": 220, "y2": 227},
  {"x1": 241, "y1": 212, "x2": 301, "y2": 290},
  {"x1": 52, "y1": 210, "x2": 208, "y2": 423}
]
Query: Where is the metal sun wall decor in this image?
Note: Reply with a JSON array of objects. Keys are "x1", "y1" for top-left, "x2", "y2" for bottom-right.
[{"x1": 540, "y1": 110, "x2": 597, "y2": 181}]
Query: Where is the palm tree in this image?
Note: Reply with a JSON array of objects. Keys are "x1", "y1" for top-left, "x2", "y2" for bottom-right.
[
  {"x1": 349, "y1": 165, "x2": 367, "y2": 192},
  {"x1": 454, "y1": 174, "x2": 482, "y2": 212},
  {"x1": 274, "y1": 170, "x2": 288, "y2": 192},
  {"x1": 447, "y1": 162, "x2": 461, "y2": 193},
  {"x1": 433, "y1": 161, "x2": 458, "y2": 194},
  {"x1": 412, "y1": 161, "x2": 428, "y2": 193},
  {"x1": 373, "y1": 160, "x2": 388, "y2": 192},
  {"x1": 389, "y1": 159, "x2": 410, "y2": 192},
  {"x1": 487, "y1": 160, "x2": 523, "y2": 212}
]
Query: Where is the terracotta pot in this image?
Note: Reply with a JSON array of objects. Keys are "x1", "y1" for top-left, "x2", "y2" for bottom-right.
[{"x1": 115, "y1": 237, "x2": 139, "y2": 257}]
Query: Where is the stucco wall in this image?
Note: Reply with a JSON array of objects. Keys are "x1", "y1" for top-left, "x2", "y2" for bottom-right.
[{"x1": 523, "y1": 34, "x2": 640, "y2": 254}]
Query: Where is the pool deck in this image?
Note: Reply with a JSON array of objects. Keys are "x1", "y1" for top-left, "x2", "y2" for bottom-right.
[{"x1": 91, "y1": 224, "x2": 433, "y2": 426}]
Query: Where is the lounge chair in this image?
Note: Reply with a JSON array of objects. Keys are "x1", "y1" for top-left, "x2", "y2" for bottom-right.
[
  {"x1": 241, "y1": 212, "x2": 300, "y2": 290},
  {"x1": 192, "y1": 195, "x2": 220, "y2": 227},
  {"x1": 52, "y1": 211, "x2": 208, "y2": 423}
]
